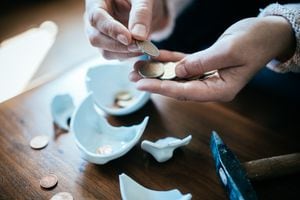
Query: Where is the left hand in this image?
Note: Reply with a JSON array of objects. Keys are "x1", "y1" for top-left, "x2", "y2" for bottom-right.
[{"x1": 129, "y1": 16, "x2": 295, "y2": 102}]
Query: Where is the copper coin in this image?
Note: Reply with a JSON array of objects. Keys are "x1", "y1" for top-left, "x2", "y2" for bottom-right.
[
  {"x1": 50, "y1": 192, "x2": 73, "y2": 200},
  {"x1": 40, "y1": 174, "x2": 58, "y2": 189}
]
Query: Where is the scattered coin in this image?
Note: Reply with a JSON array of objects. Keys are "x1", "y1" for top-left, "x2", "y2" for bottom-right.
[
  {"x1": 30, "y1": 135, "x2": 49, "y2": 150},
  {"x1": 160, "y1": 62, "x2": 177, "y2": 80},
  {"x1": 50, "y1": 192, "x2": 73, "y2": 200},
  {"x1": 96, "y1": 145, "x2": 113, "y2": 155},
  {"x1": 115, "y1": 91, "x2": 132, "y2": 101},
  {"x1": 138, "y1": 61, "x2": 164, "y2": 78},
  {"x1": 40, "y1": 174, "x2": 58, "y2": 189},
  {"x1": 136, "y1": 40, "x2": 160, "y2": 57}
]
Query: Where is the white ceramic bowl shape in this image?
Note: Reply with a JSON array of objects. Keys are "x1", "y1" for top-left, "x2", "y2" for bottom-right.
[
  {"x1": 119, "y1": 173, "x2": 192, "y2": 200},
  {"x1": 71, "y1": 94, "x2": 149, "y2": 164},
  {"x1": 141, "y1": 135, "x2": 192, "y2": 162},
  {"x1": 51, "y1": 94, "x2": 75, "y2": 130},
  {"x1": 85, "y1": 62, "x2": 150, "y2": 116}
]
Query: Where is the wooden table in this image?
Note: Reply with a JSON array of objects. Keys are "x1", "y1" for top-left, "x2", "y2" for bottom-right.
[{"x1": 0, "y1": 59, "x2": 299, "y2": 200}]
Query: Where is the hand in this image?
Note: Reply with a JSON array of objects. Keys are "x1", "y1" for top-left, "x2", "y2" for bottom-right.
[
  {"x1": 84, "y1": 0, "x2": 169, "y2": 60},
  {"x1": 130, "y1": 16, "x2": 295, "y2": 101}
]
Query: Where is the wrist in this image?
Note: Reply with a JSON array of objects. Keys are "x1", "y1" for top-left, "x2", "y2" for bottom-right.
[{"x1": 260, "y1": 16, "x2": 296, "y2": 62}]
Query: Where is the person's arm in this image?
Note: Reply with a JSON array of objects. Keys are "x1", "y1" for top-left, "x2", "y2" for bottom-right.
[{"x1": 259, "y1": 3, "x2": 300, "y2": 73}]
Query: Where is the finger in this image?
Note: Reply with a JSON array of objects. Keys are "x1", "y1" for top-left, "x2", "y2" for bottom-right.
[
  {"x1": 87, "y1": 26, "x2": 131, "y2": 53},
  {"x1": 175, "y1": 39, "x2": 244, "y2": 78},
  {"x1": 102, "y1": 50, "x2": 142, "y2": 60},
  {"x1": 153, "y1": 50, "x2": 186, "y2": 62},
  {"x1": 129, "y1": 0, "x2": 154, "y2": 40},
  {"x1": 129, "y1": 70, "x2": 143, "y2": 82},
  {"x1": 136, "y1": 76, "x2": 238, "y2": 102},
  {"x1": 91, "y1": 6, "x2": 131, "y2": 45}
]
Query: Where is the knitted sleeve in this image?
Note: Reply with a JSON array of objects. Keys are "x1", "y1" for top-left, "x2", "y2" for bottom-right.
[
  {"x1": 151, "y1": 0, "x2": 194, "y2": 41},
  {"x1": 259, "y1": 3, "x2": 300, "y2": 73}
]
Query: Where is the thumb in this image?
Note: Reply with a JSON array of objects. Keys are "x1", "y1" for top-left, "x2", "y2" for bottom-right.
[
  {"x1": 175, "y1": 39, "x2": 241, "y2": 78},
  {"x1": 129, "y1": 0, "x2": 154, "y2": 40}
]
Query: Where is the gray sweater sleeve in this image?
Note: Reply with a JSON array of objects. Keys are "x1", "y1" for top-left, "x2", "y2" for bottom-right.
[{"x1": 259, "y1": 3, "x2": 300, "y2": 73}]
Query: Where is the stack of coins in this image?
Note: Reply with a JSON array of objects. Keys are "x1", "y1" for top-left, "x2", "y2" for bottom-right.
[
  {"x1": 113, "y1": 90, "x2": 135, "y2": 108},
  {"x1": 138, "y1": 61, "x2": 218, "y2": 81}
]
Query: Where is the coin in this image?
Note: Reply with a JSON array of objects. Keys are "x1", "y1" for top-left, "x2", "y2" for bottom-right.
[
  {"x1": 116, "y1": 98, "x2": 135, "y2": 108},
  {"x1": 160, "y1": 62, "x2": 177, "y2": 80},
  {"x1": 96, "y1": 145, "x2": 113, "y2": 155},
  {"x1": 115, "y1": 91, "x2": 132, "y2": 101},
  {"x1": 50, "y1": 192, "x2": 73, "y2": 200},
  {"x1": 138, "y1": 61, "x2": 164, "y2": 78},
  {"x1": 30, "y1": 135, "x2": 49, "y2": 149},
  {"x1": 40, "y1": 174, "x2": 58, "y2": 189},
  {"x1": 198, "y1": 70, "x2": 218, "y2": 80},
  {"x1": 136, "y1": 40, "x2": 159, "y2": 57}
]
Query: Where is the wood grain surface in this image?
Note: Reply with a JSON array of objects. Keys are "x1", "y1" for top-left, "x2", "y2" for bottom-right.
[{"x1": 0, "y1": 61, "x2": 299, "y2": 200}]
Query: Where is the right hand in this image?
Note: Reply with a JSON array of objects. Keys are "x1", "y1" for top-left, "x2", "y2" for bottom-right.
[{"x1": 84, "y1": 0, "x2": 169, "y2": 60}]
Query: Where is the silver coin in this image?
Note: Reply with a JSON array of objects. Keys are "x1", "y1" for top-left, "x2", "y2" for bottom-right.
[
  {"x1": 160, "y1": 62, "x2": 177, "y2": 80},
  {"x1": 116, "y1": 98, "x2": 136, "y2": 108},
  {"x1": 50, "y1": 192, "x2": 73, "y2": 200},
  {"x1": 30, "y1": 135, "x2": 49, "y2": 150},
  {"x1": 138, "y1": 61, "x2": 164, "y2": 78},
  {"x1": 199, "y1": 70, "x2": 218, "y2": 80},
  {"x1": 115, "y1": 91, "x2": 132, "y2": 101},
  {"x1": 136, "y1": 40, "x2": 159, "y2": 57},
  {"x1": 96, "y1": 145, "x2": 113, "y2": 155}
]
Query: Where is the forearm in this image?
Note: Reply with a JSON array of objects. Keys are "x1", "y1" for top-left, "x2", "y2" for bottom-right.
[{"x1": 259, "y1": 3, "x2": 300, "y2": 73}]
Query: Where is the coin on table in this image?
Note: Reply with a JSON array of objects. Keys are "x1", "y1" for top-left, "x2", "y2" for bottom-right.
[
  {"x1": 30, "y1": 135, "x2": 49, "y2": 149},
  {"x1": 40, "y1": 174, "x2": 58, "y2": 189},
  {"x1": 50, "y1": 192, "x2": 73, "y2": 200},
  {"x1": 138, "y1": 61, "x2": 164, "y2": 78},
  {"x1": 115, "y1": 91, "x2": 133, "y2": 101},
  {"x1": 160, "y1": 62, "x2": 177, "y2": 80},
  {"x1": 96, "y1": 145, "x2": 113, "y2": 155},
  {"x1": 136, "y1": 40, "x2": 160, "y2": 57}
]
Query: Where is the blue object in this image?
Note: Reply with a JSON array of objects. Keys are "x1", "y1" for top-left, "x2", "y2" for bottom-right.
[{"x1": 210, "y1": 131, "x2": 257, "y2": 200}]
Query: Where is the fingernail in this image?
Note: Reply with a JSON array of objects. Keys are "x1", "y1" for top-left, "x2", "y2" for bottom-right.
[
  {"x1": 131, "y1": 24, "x2": 147, "y2": 38},
  {"x1": 176, "y1": 64, "x2": 188, "y2": 77},
  {"x1": 128, "y1": 43, "x2": 140, "y2": 52},
  {"x1": 117, "y1": 34, "x2": 129, "y2": 45}
]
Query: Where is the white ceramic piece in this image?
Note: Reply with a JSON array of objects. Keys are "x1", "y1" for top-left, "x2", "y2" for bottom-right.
[
  {"x1": 119, "y1": 173, "x2": 192, "y2": 200},
  {"x1": 85, "y1": 62, "x2": 151, "y2": 116},
  {"x1": 51, "y1": 94, "x2": 75, "y2": 130},
  {"x1": 71, "y1": 94, "x2": 149, "y2": 164},
  {"x1": 141, "y1": 135, "x2": 192, "y2": 162}
]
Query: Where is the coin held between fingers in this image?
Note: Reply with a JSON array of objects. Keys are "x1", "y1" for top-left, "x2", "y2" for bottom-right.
[{"x1": 136, "y1": 40, "x2": 160, "y2": 57}]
